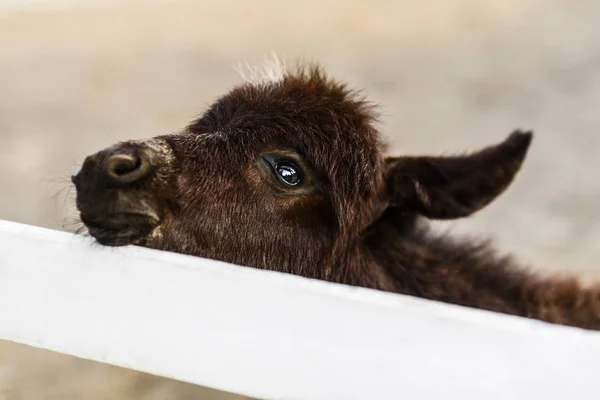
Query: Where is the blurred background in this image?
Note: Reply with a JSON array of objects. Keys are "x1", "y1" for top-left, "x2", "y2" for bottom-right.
[{"x1": 1, "y1": 0, "x2": 600, "y2": 398}]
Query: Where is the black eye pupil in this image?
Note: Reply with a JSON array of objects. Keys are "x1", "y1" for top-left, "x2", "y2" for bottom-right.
[{"x1": 276, "y1": 162, "x2": 301, "y2": 185}]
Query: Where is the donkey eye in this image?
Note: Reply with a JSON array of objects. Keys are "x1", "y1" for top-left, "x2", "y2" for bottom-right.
[
  {"x1": 275, "y1": 161, "x2": 302, "y2": 186},
  {"x1": 261, "y1": 155, "x2": 304, "y2": 187}
]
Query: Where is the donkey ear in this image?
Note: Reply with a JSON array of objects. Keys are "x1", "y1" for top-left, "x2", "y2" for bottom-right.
[{"x1": 385, "y1": 130, "x2": 533, "y2": 219}]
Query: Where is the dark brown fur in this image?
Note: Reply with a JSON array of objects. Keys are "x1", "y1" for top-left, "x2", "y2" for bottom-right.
[{"x1": 72, "y1": 63, "x2": 600, "y2": 330}]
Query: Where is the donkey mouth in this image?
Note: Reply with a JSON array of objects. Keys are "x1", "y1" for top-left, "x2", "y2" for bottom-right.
[{"x1": 80, "y1": 212, "x2": 160, "y2": 246}]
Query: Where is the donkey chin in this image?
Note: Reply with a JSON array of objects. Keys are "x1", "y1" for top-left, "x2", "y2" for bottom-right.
[{"x1": 71, "y1": 139, "x2": 172, "y2": 246}]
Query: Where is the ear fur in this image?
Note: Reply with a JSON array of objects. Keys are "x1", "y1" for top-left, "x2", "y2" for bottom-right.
[{"x1": 385, "y1": 130, "x2": 533, "y2": 219}]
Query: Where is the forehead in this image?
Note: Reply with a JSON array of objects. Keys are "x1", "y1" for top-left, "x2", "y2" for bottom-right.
[{"x1": 190, "y1": 65, "x2": 379, "y2": 150}]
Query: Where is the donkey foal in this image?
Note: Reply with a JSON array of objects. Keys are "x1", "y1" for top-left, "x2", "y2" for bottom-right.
[{"x1": 72, "y1": 62, "x2": 600, "y2": 330}]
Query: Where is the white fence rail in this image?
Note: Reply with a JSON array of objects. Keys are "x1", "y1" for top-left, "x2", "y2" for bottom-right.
[{"x1": 1, "y1": 219, "x2": 600, "y2": 399}]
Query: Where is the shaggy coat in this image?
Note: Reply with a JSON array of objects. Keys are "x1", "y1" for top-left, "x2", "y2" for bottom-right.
[{"x1": 72, "y1": 61, "x2": 600, "y2": 330}]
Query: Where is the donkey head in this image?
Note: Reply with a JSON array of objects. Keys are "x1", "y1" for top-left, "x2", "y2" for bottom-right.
[{"x1": 72, "y1": 62, "x2": 532, "y2": 280}]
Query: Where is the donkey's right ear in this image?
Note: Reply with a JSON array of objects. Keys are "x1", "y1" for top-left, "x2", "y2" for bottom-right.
[{"x1": 384, "y1": 130, "x2": 533, "y2": 220}]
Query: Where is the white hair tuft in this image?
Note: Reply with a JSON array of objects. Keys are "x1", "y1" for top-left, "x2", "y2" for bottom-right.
[{"x1": 235, "y1": 52, "x2": 287, "y2": 85}]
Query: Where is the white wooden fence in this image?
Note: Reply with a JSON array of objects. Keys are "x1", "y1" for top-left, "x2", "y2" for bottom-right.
[{"x1": 1, "y1": 219, "x2": 600, "y2": 399}]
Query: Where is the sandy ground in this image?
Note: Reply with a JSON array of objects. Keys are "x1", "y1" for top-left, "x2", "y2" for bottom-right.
[{"x1": 1, "y1": 0, "x2": 600, "y2": 398}]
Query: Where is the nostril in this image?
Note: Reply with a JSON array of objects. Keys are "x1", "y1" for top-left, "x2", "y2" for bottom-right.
[
  {"x1": 105, "y1": 152, "x2": 150, "y2": 184},
  {"x1": 107, "y1": 154, "x2": 140, "y2": 176}
]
